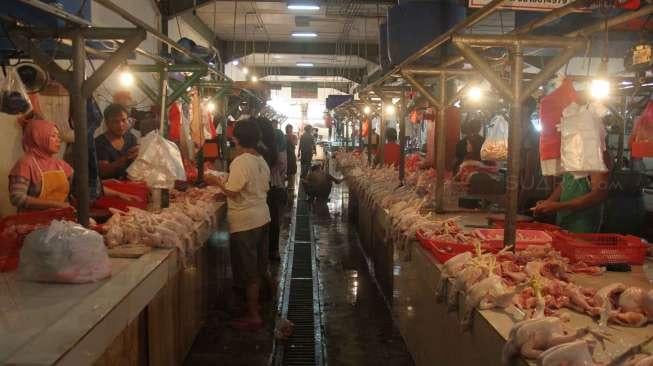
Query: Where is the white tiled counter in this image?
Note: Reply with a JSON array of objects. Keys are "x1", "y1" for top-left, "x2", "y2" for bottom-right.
[
  {"x1": 349, "y1": 188, "x2": 653, "y2": 366},
  {"x1": 0, "y1": 202, "x2": 226, "y2": 366}
]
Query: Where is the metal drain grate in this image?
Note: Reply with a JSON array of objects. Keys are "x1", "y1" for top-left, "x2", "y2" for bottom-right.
[{"x1": 275, "y1": 184, "x2": 324, "y2": 366}]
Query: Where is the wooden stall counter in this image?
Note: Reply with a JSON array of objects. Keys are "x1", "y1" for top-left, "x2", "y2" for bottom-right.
[{"x1": 0, "y1": 203, "x2": 225, "y2": 366}]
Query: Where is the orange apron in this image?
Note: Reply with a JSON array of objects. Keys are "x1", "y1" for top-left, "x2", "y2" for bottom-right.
[{"x1": 33, "y1": 158, "x2": 70, "y2": 202}]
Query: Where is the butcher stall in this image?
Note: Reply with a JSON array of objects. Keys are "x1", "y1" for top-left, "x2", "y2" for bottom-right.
[
  {"x1": 336, "y1": 151, "x2": 653, "y2": 366},
  {"x1": 0, "y1": 190, "x2": 226, "y2": 365}
]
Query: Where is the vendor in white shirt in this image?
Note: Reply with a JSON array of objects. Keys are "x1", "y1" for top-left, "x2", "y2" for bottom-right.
[{"x1": 211, "y1": 119, "x2": 271, "y2": 331}]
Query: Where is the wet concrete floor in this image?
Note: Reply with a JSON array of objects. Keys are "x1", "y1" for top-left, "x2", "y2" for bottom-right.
[{"x1": 185, "y1": 183, "x2": 413, "y2": 365}]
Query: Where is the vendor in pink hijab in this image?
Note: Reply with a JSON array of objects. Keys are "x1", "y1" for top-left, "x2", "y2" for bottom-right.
[{"x1": 9, "y1": 120, "x2": 73, "y2": 211}]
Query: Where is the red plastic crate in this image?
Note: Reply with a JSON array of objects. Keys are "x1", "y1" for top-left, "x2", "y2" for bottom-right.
[
  {"x1": 552, "y1": 232, "x2": 647, "y2": 265},
  {"x1": 0, "y1": 208, "x2": 76, "y2": 272},
  {"x1": 416, "y1": 230, "x2": 475, "y2": 263},
  {"x1": 474, "y1": 229, "x2": 553, "y2": 251},
  {"x1": 489, "y1": 220, "x2": 562, "y2": 232}
]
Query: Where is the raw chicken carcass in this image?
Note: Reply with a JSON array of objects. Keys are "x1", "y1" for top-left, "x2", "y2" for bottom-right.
[
  {"x1": 537, "y1": 340, "x2": 595, "y2": 366},
  {"x1": 503, "y1": 317, "x2": 598, "y2": 363},
  {"x1": 623, "y1": 354, "x2": 653, "y2": 366}
]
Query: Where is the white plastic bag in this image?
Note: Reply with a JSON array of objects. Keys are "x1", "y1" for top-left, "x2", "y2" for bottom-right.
[
  {"x1": 127, "y1": 131, "x2": 186, "y2": 189},
  {"x1": 541, "y1": 159, "x2": 563, "y2": 176},
  {"x1": 560, "y1": 102, "x2": 608, "y2": 174},
  {"x1": 480, "y1": 115, "x2": 509, "y2": 161},
  {"x1": 0, "y1": 67, "x2": 32, "y2": 115},
  {"x1": 18, "y1": 220, "x2": 112, "y2": 283}
]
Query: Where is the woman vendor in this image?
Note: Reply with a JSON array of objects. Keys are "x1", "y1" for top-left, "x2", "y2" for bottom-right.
[
  {"x1": 95, "y1": 103, "x2": 139, "y2": 179},
  {"x1": 9, "y1": 120, "x2": 73, "y2": 211},
  {"x1": 9, "y1": 119, "x2": 142, "y2": 212},
  {"x1": 533, "y1": 171, "x2": 608, "y2": 233}
]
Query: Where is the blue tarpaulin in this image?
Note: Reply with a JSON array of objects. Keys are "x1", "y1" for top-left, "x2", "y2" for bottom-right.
[{"x1": 326, "y1": 95, "x2": 353, "y2": 110}]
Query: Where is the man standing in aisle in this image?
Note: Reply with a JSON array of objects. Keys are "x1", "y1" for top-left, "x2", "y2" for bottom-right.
[{"x1": 299, "y1": 125, "x2": 315, "y2": 178}]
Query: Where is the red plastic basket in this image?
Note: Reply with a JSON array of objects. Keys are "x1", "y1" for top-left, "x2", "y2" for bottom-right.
[
  {"x1": 552, "y1": 232, "x2": 647, "y2": 265},
  {"x1": 0, "y1": 208, "x2": 76, "y2": 272},
  {"x1": 416, "y1": 230, "x2": 475, "y2": 263}
]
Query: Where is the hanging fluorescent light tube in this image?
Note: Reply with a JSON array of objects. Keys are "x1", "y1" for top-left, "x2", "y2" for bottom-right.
[
  {"x1": 288, "y1": 3, "x2": 320, "y2": 10},
  {"x1": 296, "y1": 62, "x2": 314, "y2": 67},
  {"x1": 292, "y1": 32, "x2": 318, "y2": 38}
]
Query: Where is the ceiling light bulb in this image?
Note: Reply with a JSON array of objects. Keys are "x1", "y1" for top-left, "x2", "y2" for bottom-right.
[
  {"x1": 590, "y1": 79, "x2": 610, "y2": 100},
  {"x1": 242, "y1": 67, "x2": 249, "y2": 75},
  {"x1": 467, "y1": 86, "x2": 483, "y2": 102},
  {"x1": 232, "y1": 60, "x2": 239, "y2": 66},
  {"x1": 119, "y1": 71, "x2": 134, "y2": 87},
  {"x1": 385, "y1": 104, "x2": 396, "y2": 116},
  {"x1": 207, "y1": 101, "x2": 216, "y2": 112},
  {"x1": 251, "y1": 75, "x2": 258, "y2": 83},
  {"x1": 296, "y1": 62, "x2": 314, "y2": 67},
  {"x1": 363, "y1": 106, "x2": 371, "y2": 115},
  {"x1": 291, "y1": 32, "x2": 318, "y2": 38}
]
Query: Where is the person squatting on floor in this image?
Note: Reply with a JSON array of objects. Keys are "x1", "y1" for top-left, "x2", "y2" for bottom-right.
[{"x1": 302, "y1": 163, "x2": 342, "y2": 203}]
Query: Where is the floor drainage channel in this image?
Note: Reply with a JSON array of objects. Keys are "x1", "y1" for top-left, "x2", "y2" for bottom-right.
[{"x1": 274, "y1": 188, "x2": 324, "y2": 366}]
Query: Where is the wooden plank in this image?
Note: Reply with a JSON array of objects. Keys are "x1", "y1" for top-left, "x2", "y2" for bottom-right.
[
  {"x1": 108, "y1": 245, "x2": 152, "y2": 258},
  {"x1": 93, "y1": 313, "x2": 145, "y2": 366},
  {"x1": 147, "y1": 281, "x2": 177, "y2": 366}
]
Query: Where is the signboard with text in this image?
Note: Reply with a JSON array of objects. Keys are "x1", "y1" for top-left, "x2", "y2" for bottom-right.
[
  {"x1": 468, "y1": 0, "x2": 574, "y2": 11},
  {"x1": 291, "y1": 82, "x2": 318, "y2": 99}
]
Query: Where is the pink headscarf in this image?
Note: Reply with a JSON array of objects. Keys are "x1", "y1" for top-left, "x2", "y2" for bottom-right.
[{"x1": 10, "y1": 119, "x2": 73, "y2": 181}]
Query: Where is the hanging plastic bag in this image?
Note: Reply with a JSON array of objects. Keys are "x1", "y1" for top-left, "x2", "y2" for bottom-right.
[
  {"x1": 480, "y1": 115, "x2": 509, "y2": 161},
  {"x1": 127, "y1": 131, "x2": 186, "y2": 189},
  {"x1": 18, "y1": 220, "x2": 111, "y2": 283},
  {"x1": 630, "y1": 101, "x2": 653, "y2": 158},
  {"x1": 539, "y1": 78, "x2": 577, "y2": 175},
  {"x1": 0, "y1": 67, "x2": 32, "y2": 115},
  {"x1": 560, "y1": 102, "x2": 608, "y2": 174}
]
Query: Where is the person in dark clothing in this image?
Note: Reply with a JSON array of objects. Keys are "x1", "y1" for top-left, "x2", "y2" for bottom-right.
[
  {"x1": 302, "y1": 163, "x2": 342, "y2": 202},
  {"x1": 285, "y1": 124, "x2": 298, "y2": 190},
  {"x1": 453, "y1": 118, "x2": 484, "y2": 174},
  {"x1": 253, "y1": 118, "x2": 284, "y2": 260},
  {"x1": 299, "y1": 125, "x2": 315, "y2": 178},
  {"x1": 95, "y1": 103, "x2": 139, "y2": 179}
]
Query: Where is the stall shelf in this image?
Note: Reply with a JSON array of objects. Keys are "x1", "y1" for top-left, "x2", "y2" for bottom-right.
[
  {"x1": 345, "y1": 183, "x2": 653, "y2": 366},
  {"x1": 0, "y1": 203, "x2": 225, "y2": 366}
]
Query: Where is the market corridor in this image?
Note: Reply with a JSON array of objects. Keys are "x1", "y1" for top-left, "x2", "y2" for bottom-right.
[{"x1": 185, "y1": 182, "x2": 413, "y2": 365}]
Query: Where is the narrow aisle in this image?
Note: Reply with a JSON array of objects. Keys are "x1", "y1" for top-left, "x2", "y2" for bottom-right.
[
  {"x1": 312, "y1": 183, "x2": 414, "y2": 366},
  {"x1": 184, "y1": 218, "x2": 289, "y2": 366}
]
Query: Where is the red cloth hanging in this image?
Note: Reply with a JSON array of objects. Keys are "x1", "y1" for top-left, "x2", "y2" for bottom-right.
[
  {"x1": 206, "y1": 111, "x2": 217, "y2": 139},
  {"x1": 539, "y1": 78, "x2": 577, "y2": 160},
  {"x1": 361, "y1": 119, "x2": 370, "y2": 137},
  {"x1": 409, "y1": 110, "x2": 420, "y2": 124},
  {"x1": 168, "y1": 102, "x2": 182, "y2": 142},
  {"x1": 325, "y1": 115, "x2": 333, "y2": 128},
  {"x1": 226, "y1": 120, "x2": 235, "y2": 140},
  {"x1": 617, "y1": 0, "x2": 640, "y2": 10},
  {"x1": 630, "y1": 101, "x2": 653, "y2": 157}
]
